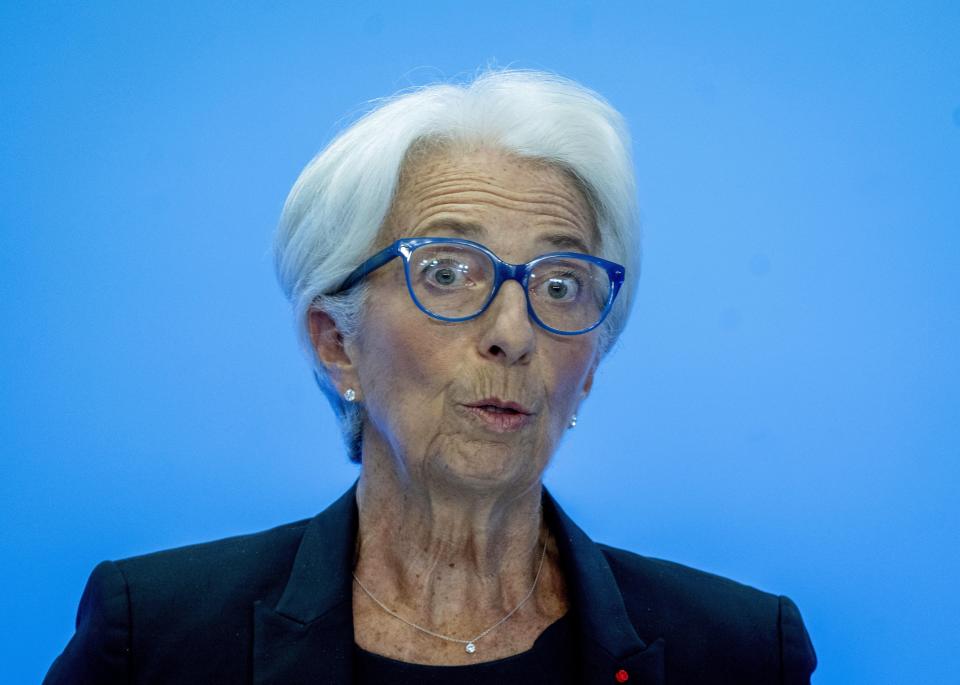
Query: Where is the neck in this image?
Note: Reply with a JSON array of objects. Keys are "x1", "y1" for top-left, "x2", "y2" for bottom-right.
[{"x1": 353, "y1": 439, "x2": 553, "y2": 626}]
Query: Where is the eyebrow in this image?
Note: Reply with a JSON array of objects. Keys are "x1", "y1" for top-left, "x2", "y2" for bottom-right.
[
  {"x1": 540, "y1": 232, "x2": 592, "y2": 254},
  {"x1": 414, "y1": 220, "x2": 593, "y2": 255}
]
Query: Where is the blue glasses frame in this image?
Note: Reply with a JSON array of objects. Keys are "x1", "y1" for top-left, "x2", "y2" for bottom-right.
[{"x1": 333, "y1": 237, "x2": 626, "y2": 335}]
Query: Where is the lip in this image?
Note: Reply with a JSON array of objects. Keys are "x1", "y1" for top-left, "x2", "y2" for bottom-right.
[
  {"x1": 464, "y1": 398, "x2": 533, "y2": 415},
  {"x1": 461, "y1": 398, "x2": 535, "y2": 433}
]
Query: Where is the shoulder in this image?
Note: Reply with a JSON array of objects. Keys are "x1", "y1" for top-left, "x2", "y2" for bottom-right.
[
  {"x1": 115, "y1": 518, "x2": 313, "y2": 679},
  {"x1": 116, "y1": 518, "x2": 311, "y2": 593},
  {"x1": 598, "y1": 543, "x2": 780, "y2": 627},
  {"x1": 114, "y1": 517, "x2": 312, "y2": 621},
  {"x1": 598, "y1": 544, "x2": 817, "y2": 682},
  {"x1": 44, "y1": 518, "x2": 316, "y2": 685}
]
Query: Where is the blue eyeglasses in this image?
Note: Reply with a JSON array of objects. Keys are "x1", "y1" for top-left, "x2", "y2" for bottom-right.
[{"x1": 333, "y1": 237, "x2": 625, "y2": 335}]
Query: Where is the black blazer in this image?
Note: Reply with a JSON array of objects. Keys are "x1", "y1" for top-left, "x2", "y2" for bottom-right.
[{"x1": 44, "y1": 484, "x2": 817, "y2": 684}]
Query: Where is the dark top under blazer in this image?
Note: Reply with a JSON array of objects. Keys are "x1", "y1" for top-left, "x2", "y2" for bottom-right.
[{"x1": 44, "y1": 484, "x2": 817, "y2": 684}]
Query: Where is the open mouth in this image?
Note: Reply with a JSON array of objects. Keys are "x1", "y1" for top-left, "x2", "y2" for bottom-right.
[
  {"x1": 477, "y1": 404, "x2": 522, "y2": 414},
  {"x1": 462, "y1": 399, "x2": 534, "y2": 432}
]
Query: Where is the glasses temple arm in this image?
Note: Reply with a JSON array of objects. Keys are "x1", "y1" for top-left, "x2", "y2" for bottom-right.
[{"x1": 332, "y1": 243, "x2": 401, "y2": 294}]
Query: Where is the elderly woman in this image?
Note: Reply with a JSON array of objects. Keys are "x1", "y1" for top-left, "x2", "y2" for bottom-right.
[{"x1": 45, "y1": 70, "x2": 816, "y2": 684}]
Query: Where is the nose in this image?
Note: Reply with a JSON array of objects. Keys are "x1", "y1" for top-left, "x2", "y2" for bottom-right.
[{"x1": 476, "y1": 280, "x2": 535, "y2": 365}]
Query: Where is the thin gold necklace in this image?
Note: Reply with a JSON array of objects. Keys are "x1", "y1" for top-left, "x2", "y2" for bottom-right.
[{"x1": 352, "y1": 540, "x2": 549, "y2": 655}]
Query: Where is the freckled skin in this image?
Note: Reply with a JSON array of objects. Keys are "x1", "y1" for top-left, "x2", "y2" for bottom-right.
[{"x1": 313, "y1": 147, "x2": 602, "y2": 665}]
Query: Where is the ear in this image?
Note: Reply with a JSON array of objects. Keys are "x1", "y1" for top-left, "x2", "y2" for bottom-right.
[{"x1": 308, "y1": 308, "x2": 361, "y2": 399}]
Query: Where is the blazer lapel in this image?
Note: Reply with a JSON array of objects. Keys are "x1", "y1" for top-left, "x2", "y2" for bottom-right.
[
  {"x1": 253, "y1": 484, "x2": 359, "y2": 685},
  {"x1": 544, "y1": 490, "x2": 666, "y2": 685}
]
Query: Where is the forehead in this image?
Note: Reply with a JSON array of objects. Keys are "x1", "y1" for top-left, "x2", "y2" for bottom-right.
[{"x1": 385, "y1": 146, "x2": 598, "y2": 255}]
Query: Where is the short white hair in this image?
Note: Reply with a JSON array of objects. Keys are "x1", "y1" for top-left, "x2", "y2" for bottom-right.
[{"x1": 274, "y1": 69, "x2": 640, "y2": 463}]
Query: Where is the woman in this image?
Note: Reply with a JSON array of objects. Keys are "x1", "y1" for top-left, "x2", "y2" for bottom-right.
[{"x1": 45, "y1": 70, "x2": 817, "y2": 684}]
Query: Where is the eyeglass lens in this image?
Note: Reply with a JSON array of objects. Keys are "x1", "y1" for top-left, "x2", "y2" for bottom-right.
[{"x1": 408, "y1": 243, "x2": 610, "y2": 332}]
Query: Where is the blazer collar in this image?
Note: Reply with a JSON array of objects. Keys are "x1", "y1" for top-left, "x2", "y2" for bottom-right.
[
  {"x1": 543, "y1": 490, "x2": 666, "y2": 684},
  {"x1": 253, "y1": 485, "x2": 358, "y2": 685},
  {"x1": 253, "y1": 482, "x2": 664, "y2": 685}
]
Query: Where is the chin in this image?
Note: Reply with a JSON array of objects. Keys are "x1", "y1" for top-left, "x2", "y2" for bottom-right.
[{"x1": 424, "y1": 441, "x2": 543, "y2": 495}]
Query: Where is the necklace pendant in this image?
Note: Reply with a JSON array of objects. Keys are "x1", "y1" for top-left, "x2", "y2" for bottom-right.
[{"x1": 465, "y1": 642, "x2": 477, "y2": 654}]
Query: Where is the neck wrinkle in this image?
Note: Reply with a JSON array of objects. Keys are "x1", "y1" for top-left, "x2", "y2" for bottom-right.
[{"x1": 354, "y1": 449, "x2": 549, "y2": 624}]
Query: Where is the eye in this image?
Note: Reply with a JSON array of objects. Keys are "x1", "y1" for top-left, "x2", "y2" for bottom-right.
[
  {"x1": 418, "y1": 257, "x2": 472, "y2": 289},
  {"x1": 433, "y1": 266, "x2": 457, "y2": 286},
  {"x1": 540, "y1": 272, "x2": 581, "y2": 302}
]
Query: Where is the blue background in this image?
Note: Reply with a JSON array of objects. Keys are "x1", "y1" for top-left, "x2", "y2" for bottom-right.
[{"x1": 2, "y1": 2, "x2": 958, "y2": 683}]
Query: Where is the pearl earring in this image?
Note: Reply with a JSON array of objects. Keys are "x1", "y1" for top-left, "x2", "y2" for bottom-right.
[
  {"x1": 343, "y1": 388, "x2": 356, "y2": 402},
  {"x1": 568, "y1": 414, "x2": 577, "y2": 429}
]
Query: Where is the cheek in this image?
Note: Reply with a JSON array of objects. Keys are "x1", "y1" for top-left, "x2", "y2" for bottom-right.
[
  {"x1": 355, "y1": 301, "x2": 459, "y2": 431},
  {"x1": 542, "y1": 341, "x2": 596, "y2": 420}
]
